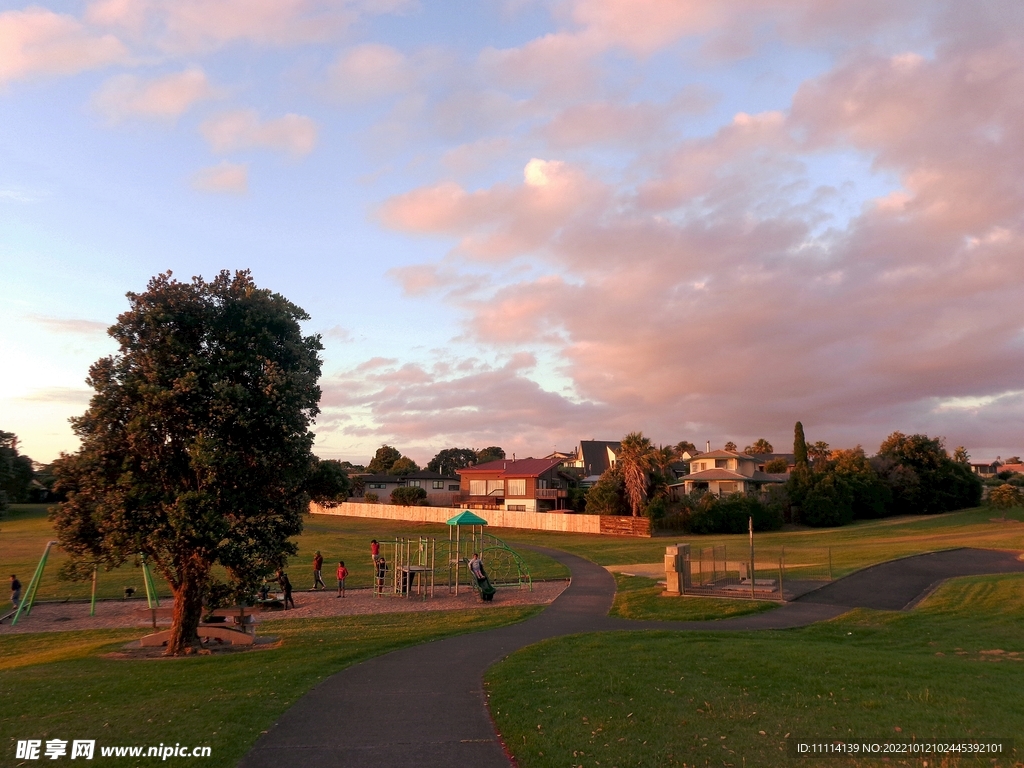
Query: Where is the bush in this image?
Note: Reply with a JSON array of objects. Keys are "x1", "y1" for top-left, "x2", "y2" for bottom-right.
[
  {"x1": 363, "y1": 492, "x2": 379, "y2": 504},
  {"x1": 763, "y1": 457, "x2": 789, "y2": 473},
  {"x1": 686, "y1": 493, "x2": 782, "y2": 534},
  {"x1": 391, "y1": 486, "x2": 428, "y2": 506}
]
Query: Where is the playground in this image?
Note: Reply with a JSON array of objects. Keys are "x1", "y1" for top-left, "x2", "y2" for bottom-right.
[{"x1": 3, "y1": 503, "x2": 1024, "y2": 766}]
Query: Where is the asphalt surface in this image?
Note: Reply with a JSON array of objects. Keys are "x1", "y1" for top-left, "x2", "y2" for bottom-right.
[{"x1": 239, "y1": 546, "x2": 1023, "y2": 768}]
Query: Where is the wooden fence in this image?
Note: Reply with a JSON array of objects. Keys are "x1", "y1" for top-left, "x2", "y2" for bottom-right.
[{"x1": 309, "y1": 501, "x2": 651, "y2": 537}]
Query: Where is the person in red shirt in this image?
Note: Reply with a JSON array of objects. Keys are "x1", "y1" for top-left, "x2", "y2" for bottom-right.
[
  {"x1": 336, "y1": 561, "x2": 349, "y2": 597},
  {"x1": 370, "y1": 539, "x2": 380, "y2": 565}
]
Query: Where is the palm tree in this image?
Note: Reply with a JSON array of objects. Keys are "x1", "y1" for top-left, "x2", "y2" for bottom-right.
[
  {"x1": 651, "y1": 444, "x2": 679, "y2": 497},
  {"x1": 617, "y1": 432, "x2": 655, "y2": 517}
]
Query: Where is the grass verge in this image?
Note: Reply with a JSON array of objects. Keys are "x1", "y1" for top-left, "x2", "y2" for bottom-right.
[
  {"x1": 486, "y1": 574, "x2": 1024, "y2": 767},
  {"x1": 610, "y1": 573, "x2": 777, "y2": 622},
  {"x1": 1, "y1": 606, "x2": 539, "y2": 767}
]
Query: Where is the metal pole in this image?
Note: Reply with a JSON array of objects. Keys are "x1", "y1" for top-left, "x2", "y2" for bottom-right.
[
  {"x1": 90, "y1": 566, "x2": 98, "y2": 617},
  {"x1": 141, "y1": 555, "x2": 159, "y2": 608},
  {"x1": 11, "y1": 540, "x2": 56, "y2": 625},
  {"x1": 828, "y1": 547, "x2": 833, "y2": 581},
  {"x1": 749, "y1": 516, "x2": 755, "y2": 600}
]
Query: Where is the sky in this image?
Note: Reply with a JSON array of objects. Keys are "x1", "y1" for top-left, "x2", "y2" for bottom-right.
[{"x1": 2, "y1": 0, "x2": 1023, "y2": 467}]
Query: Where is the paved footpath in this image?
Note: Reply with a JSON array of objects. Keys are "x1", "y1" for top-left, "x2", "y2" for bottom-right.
[{"x1": 240, "y1": 546, "x2": 1023, "y2": 768}]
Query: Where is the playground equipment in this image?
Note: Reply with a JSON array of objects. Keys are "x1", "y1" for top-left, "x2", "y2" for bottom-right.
[
  {"x1": 374, "y1": 537, "x2": 437, "y2": 598},
  {"x1": 5, "y1": 541, "x2": 162, "y2": 625},
  {"x1": 369, "y1": 511, "x2": 533, "y2": 599},
  {"x1": 444, "y1": 511, "x2": 532, "y2": 595}
]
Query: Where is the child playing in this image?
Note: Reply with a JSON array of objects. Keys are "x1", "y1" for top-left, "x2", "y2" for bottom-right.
[{"x1": 336, "y1": 561, "x2": 348, "y2": 597}]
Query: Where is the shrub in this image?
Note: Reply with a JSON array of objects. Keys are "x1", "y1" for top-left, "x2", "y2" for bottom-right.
[
  {"x1": 363, "y1": 492, "x2": 379, "y2": 504},
  {"x1": 763, "y1": 457, "x2": 789, "y2": 473},
  {"x1": 686, "y1": 493, "x2": 782, "y2": 534},
  {"x1": 391, "y1": 486, "x2": 428, "y2": 506}
]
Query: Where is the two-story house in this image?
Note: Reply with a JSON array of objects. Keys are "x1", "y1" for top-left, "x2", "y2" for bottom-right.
[
  {"x1": 456, "y1": 457, "x2": 570, "y2": 512},
  {"x1": 670, "y1": 450, "x2": 787, "y2": 497}
]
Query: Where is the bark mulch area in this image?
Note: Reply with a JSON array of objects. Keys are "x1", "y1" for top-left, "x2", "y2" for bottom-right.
[{"x1": 0, "y1": 580, "x2": 568, "y2": 636}]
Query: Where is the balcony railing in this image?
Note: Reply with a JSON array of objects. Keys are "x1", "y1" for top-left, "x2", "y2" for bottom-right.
[{"x1": 535, "y1": 488, "x2": 568, "y2": 499}]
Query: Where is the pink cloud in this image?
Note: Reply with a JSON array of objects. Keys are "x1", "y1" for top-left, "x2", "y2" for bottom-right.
[
  {"x1": 191, "y1": 161, "x2": 248, "y2": 194},
  {"x1": 368, "y1": 12, "x2": 1024, "y2": 455},
  {"x1": 0, "y1": 7, "x2": 127, "y2": 86},
  {"x1": 92, "y1": 67, "x2": 217, "y2": 121},
  {"x1": 201, "y1": 109, "x2": 318, "y2": 156},
  {"x1": 327, "y1": 43, "x2": 414, "y2": 102}
]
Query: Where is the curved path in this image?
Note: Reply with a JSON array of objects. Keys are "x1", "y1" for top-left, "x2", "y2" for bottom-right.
[{"x1": 240, "y1": 546, "x2": 1024, "y2": 768}]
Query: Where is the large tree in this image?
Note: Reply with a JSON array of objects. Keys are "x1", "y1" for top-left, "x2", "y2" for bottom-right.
[
  {"x1": 51, "y1": 271, "x2": 323, "y2": 655},
  {"x1": 744, "y1": 438, "x2": 774, "y2": 455},
  {"x1": 0, "y1": 431, "x2": 36, "y2": 508},
  {"x1": 306, "y1": 458, "x2": 352, "y2": 505},
  {"x1": 476, "y1": 446, "x2": 506, "y2": 464},
  {"x1": 367, "y1": 445, "x2": 402, "y2": 474},
  {"x1": 427, "y1": 447, "x2": 478, "y2": 476},
  {"x1": 617, "y1": 431, "x2": 655, "y2": 517}
]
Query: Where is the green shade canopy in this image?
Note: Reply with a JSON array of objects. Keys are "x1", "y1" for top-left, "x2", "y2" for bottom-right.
[{"x1": 446, "y1": 510, "x2": 489, "y2": 526}]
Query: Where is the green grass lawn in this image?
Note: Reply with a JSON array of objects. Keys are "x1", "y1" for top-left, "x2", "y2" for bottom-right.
[
  {"x1": 5, "y1": 501, "x2": 1023, "y2": 602},
  {"x1": 0, "y1": 505, "x2": 569, "y2": 602},
  {"x1": 610, "y1": 574, "x2": 777, "y2": 622},
  {"x1": 486, "y1": 573, "x2": 1024, "y2": 767},
  {"x1": 1, "y1": 606, "x2": 539, "y2": 767}
]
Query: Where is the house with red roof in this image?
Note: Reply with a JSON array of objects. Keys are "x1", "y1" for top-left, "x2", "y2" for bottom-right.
[
  {"x1": 456, "y1": 457, "x2": 570, "y2": 512},
  {"x1": 669, "y1": 449, "x2": 787, "y2": 497}
]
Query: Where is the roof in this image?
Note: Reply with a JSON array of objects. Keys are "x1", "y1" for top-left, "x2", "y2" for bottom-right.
[
  {"x1": 749, "y1": 453, "x2": 795, "y2": 464},
  {"x1": 578, "y1": 440, "x2": 621, "y2": 475},
  {"x1": 691, "y1": 450, "x2": 756, "y2": 461},
  {"x1": 679, "y1": 468, "x2": 748, "y2": 481},
  {"x1": 403, "y1": 470, "x2": 459, "y2": 481},
  {"x1": 360, "y1": 474, "x2": 404, "y2": 483},
  {"x1": 458, "y1": 457, "x2": 563, "y2": 477},
  {"x1": 447, "y1": 510, "x2": 489, "y2": 526},
  {"x1": 672, "y1": 469, "x2": 787, "y2": 483}
]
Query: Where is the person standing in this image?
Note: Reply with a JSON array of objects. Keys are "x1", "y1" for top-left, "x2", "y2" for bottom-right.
[
  {"x1": 10, "y1": 574, "x2": 21, "y2": 609},
  {"x1": 374, "y1": 557, "x2": 387, "y2": 596},
  {"x1": 312, "y1": 551, "x2": 326, "y2": 590},
  {"x1": 336, "y1": 561, "x2": 348, "y2": 597},
  {"x1": 278, "y1": 570, "x2": 295, "y2": 609}
]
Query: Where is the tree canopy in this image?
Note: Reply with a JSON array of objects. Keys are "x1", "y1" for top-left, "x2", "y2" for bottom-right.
[
  {"x1": 723, "y1": 441, "x2": 737, "y2": 452},
  {"x1": 0, "y1": 430, "x2": 35, "y2": 509},
  {"x1": 618, "y1": 431, "x2": 655, "y2": 517},
  {"x1": 367, "y1": 445, "x2": 403, "y2": 473},
  {"x1": 366, "y1": 445, "x2": 419, "y2": 475},
  {"x1": 427, "y1": 447, "x2": 478, "y2": 476},
  {"x1": 744, "y1": 438, "x2": 774, "y2": 455},
  {"x1": 306, "y1": 458, "x2": 352, "y2": 505},
  {"x1": 475, "y1": 446, "x2": 506, "y2": 464},
  {"x1": 51, "y1": 271, "x2": 323, "y2": 655}
]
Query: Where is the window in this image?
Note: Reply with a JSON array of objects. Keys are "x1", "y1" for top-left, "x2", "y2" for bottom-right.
[
  {"x1": 408, "y1": 480, "x2": 421, "y2": 487},
  {"x1": 506, "y1": 478, "x2": 526, "y2": 496},
  {"x1": 432, "y1": 480, "x2": 444, "y2": 489},
  {"x1": 715, "y1": 459, "x2": 728, "y2": 468},
  {"x1": 469, "y1": 479, "x2": 504, "y2": 496},
  {"x1": 367, "y1": 483, "x2": 386, "y2": 490},
  {"x1": 507, "y1": 504, "x2": 526, "y2": 512},
  {"x1": 448, "y1": 484, "x2": 460, "y2": 491},
  {"x1": 719, "y1": 482, "x2": 739, "y2": 494}
]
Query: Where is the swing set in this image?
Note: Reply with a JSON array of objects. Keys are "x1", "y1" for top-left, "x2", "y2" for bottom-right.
[{"x1": 4, "y1": 541, "x2": 161, "y2": 626}]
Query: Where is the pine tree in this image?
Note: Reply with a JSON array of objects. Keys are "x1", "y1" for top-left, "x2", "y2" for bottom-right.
[{"x1": 793, "y1": 422, "x2": 808, "y2": 467}]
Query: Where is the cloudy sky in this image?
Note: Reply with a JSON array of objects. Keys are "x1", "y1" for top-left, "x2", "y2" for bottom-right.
[{"x1": 2, "y1": 0, "x2": 1022, "y2": 466}]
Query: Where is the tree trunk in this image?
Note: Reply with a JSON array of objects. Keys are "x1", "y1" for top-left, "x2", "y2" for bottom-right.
[{"x1": 165, "y1": 555, "x2": 209, "y2": 656}]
